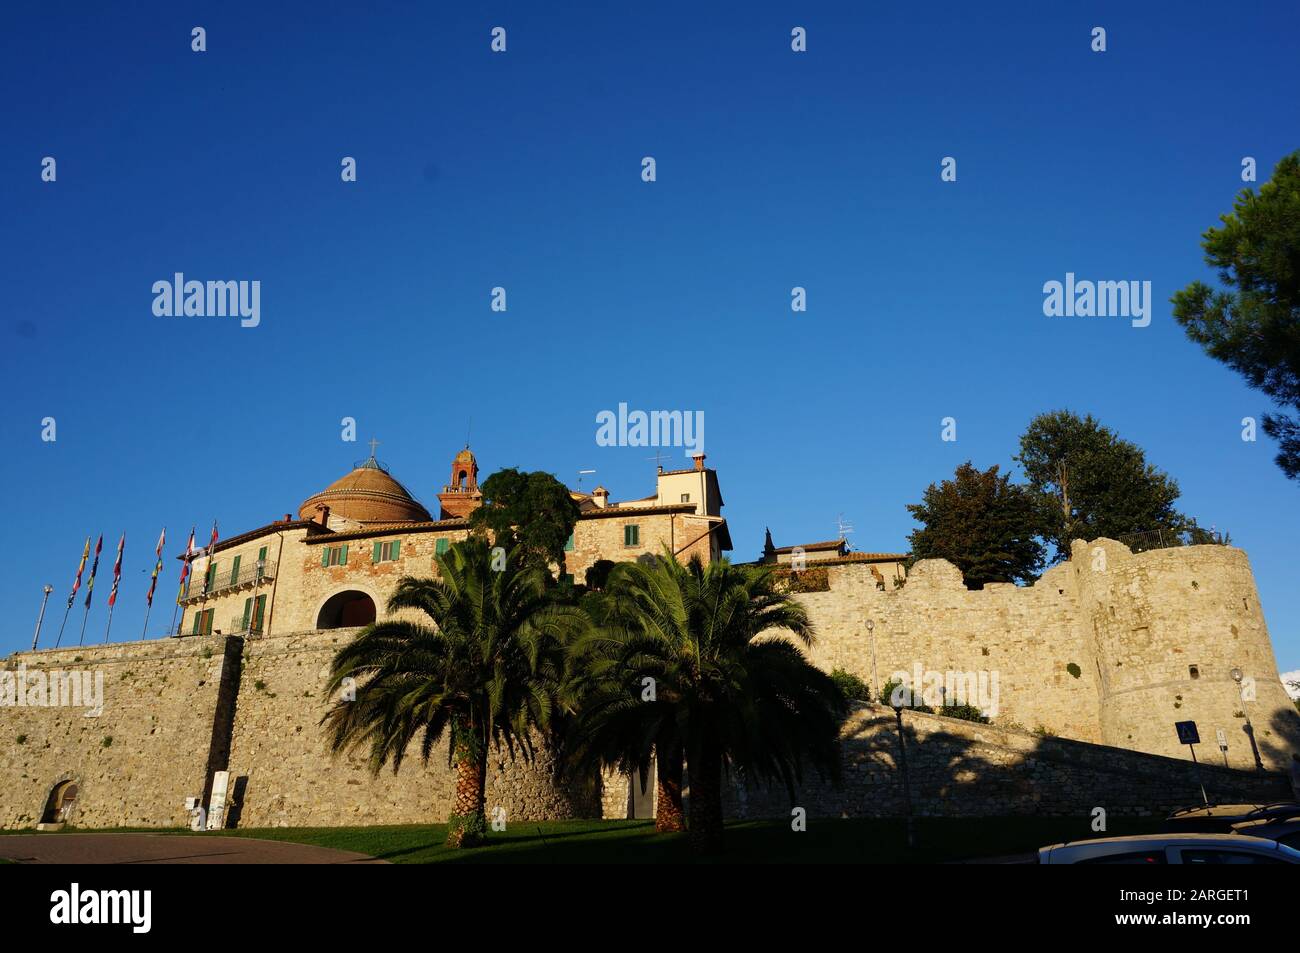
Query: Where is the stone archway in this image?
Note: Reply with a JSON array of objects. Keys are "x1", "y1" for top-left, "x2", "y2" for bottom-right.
[
  {"x1": 316, "y1": 590, "x2": 377, "y2": 630},
  {"x1": 40, "y1": 779, "x2": 79, "y2": 826}
]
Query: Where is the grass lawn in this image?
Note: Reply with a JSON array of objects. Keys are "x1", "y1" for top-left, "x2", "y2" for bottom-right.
[{"x1": 210, "y1": 815, "x2": 1159, "y2": 863}]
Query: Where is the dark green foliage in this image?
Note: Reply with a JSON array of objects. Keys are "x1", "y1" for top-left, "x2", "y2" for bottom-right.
[
  {"x1": 566, "y1": 551, "x2": 847, "y2": 854},
  {"x1": 468, "y1": 468, "x2": 581, "y2": 572},
  {"x1": 907, "y1": 461, "x2": 1045, "y2": 588},
  {"x1": 1015, "y1": 411, "x2": 1196, "y2": 559},
  {"x1": 830, "y1": 668, "x2": 872, "y2": 703},
  {"x1": 1173, "y1": 152, "x2": 1300, "y2": 481}
]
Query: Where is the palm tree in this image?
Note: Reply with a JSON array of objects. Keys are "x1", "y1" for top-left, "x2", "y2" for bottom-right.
[
  {"x1": 568, "y1": 551, "x2": 847, "y2": 853},
  {"x1": 320, "y1": 539, "x2": 583, "y2": 847}
]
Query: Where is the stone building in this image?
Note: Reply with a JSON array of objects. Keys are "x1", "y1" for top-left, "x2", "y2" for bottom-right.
[
  {"x1": 2, "y1": 447, "x2": 1299, "y2": 830},
  {"x1": 175, "y1": 445, "x2": 730, "y2": 641}
]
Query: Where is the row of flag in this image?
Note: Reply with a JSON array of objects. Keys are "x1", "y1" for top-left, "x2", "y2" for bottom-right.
[{"x1": 54, "y1": 520, "x2": 220, "y2": 645}]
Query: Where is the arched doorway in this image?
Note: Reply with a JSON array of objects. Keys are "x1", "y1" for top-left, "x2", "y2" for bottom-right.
[
  {"x1": 40, "y1": 780, "x2": 78, "y2": 825},
  {"x1": 316, "y1": 590, "x2": 377, "y2": 629}
]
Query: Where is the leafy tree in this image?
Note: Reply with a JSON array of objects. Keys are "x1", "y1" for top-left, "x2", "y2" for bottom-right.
[
  {"x1": 1173, "y1": 152, "x2": 1300, "y2": 481},
  {"x1": 468, "y1": 468, "x2": 581, "y2": 573},
  {"x1": 1015, "y1": 411, "x2": 1192, "y2": 558},
  {"x1": 584, "y1": 559, "x2": 617, "y2": 591},
  {"x1": 320, "y1": 539, "x2": 584, "y2": 848},
  {"x1": 907, "y1": 462, "x2": 1045, "y2": 588},
  {"x1": 566, "y1": 552, "x2": 846, "y2": 854}
]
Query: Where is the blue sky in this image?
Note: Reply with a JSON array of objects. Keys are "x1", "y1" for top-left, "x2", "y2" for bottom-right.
[{"x1": 2, "y1": 1, "x2": 1299, "y2": 670}]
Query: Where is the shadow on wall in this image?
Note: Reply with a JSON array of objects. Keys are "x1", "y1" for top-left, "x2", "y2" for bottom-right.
[{"x1": 722, "y1": 703, "x2": 1295, "y2": 822}]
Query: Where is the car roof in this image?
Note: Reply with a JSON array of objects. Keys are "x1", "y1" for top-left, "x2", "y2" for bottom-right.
[
  {"x1": 1167, "y1": 801, "x2": 1298, "y2": 819},
  {"x1": 1041, "y1": 833, "x2": 1293, "y2": 860},
  {"x1": 1234, "y1": 816, "x2": 1300, "y2": 835}
]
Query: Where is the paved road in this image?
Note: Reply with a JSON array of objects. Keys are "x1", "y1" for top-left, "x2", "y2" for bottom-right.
[{"x1": 0, "y1": 833, "x2": 387, "y2": 864}]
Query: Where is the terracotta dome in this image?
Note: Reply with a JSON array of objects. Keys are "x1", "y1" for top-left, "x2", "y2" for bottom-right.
[{"x1": 299, "y1": 457, "x2": 432, "y2": 524}]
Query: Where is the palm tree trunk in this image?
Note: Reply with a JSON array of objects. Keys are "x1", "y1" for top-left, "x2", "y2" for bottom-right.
[
  {"x1": 447, "y1": 716, "x2": 487, "y2": 848},
  {"x1": 654, "y1": 737, "x2": 686, "y2": 833},
  {"x1": 687, "y1": 744, "x2": 725, "y2": 854}
]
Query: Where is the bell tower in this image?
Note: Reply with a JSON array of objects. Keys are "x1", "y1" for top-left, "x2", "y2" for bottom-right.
[{"x1": 438, "y1": 446, "x2": 483, "y2": 519}]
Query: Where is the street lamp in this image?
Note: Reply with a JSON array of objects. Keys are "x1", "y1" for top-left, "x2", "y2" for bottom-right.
[
  {"x1": 1231, "y1": 667, "x2": 1265, "y2": 772},
  {"x1": 32, "y1": 584, "x2": 54, "y2": 651},
  {"x1": 866, "y1": 619, "x2": 878, "y2": 701},
  {"x1": 891, "y1": 697, "x2": 917, "y2": 851}
]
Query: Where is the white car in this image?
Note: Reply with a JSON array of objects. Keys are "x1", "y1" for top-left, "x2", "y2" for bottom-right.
[{"x1": 1038, "y1": 833, "x2": 1300, "y2": 864}]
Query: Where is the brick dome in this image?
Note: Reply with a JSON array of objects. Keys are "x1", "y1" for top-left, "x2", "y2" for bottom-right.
[{"x1": 299, "y1": 457, "x2": 432, "y2": 524}]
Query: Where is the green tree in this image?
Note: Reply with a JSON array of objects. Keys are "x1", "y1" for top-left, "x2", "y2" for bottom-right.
[
  {"x1": 567, "y1": 552, "x2": 846, "y2": 854},
  {"x1": 320, "y1": 539, "x2": 583, "y2": 848},
  {"x1": 1015, "y1": 411, "x2": 1191, "y2": 558},
  {"x1": 907, "y1": 462, "x2": 1045, "y2": 588},
  {"x1": 1173, "y1": 152, "x2": 1300, "y2": 481},
  {"x1": 468, "y1": 468, "x2": 581, "y2": 573}
]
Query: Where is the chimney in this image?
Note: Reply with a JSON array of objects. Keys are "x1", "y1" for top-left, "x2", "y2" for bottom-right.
[
  {"x1": 315, "y1": 504, "x2": 331, "y2": 527},
  {"x1": 692, "y1": 453, "x2": 706, "y2": 472},
  {"x1": 283, "y1": 513, "x2": 292, "y2": 523},
  {"x1": 592, "y1": 486, "x2": 609, "y2": 508}
]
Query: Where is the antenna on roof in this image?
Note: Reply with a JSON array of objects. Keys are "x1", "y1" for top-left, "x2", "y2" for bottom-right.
[
  {"x1": 645, "y1": 449, "x2": 667, "y2": 472},
  {"x1": 577, "y1": 469, "x2": 596, "y2": 492},
  {"x1": 835, "y1": 513, "x2": 855, "y2": 544}
]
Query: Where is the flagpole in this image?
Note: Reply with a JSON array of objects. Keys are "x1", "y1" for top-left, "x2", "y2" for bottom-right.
[
  {"x1": 54, "y1": 602, "x2": 73, "y2": 648},
  {"x1": 77, "y1": 603, "x2": 90, "y2": 646},
  {"x1": 141, "y1": 601, "x2": 154, "y2": 640},
  {"x1": 104, "y1": 602, "x2": 116, "y2": 643}
]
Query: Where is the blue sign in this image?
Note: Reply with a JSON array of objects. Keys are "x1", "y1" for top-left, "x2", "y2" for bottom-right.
[{"x1": 1175, "y1": 720, "x2": 1200, "y2": 745}]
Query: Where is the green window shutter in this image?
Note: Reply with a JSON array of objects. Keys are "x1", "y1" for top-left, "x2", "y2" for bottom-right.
[
  {"x1": 565, "y1": 532, "x2": 574, "y2": 552},
  {"x1": 322, "y1": 547, "x2": 330, "y2": 567},
  {"x1": 436, "y1": 538, "x2": 449, "y2": 555},
  {"x1": 625, "y1": 525, "x2": 639, "y2": 546},
  {"x1": 373, "y1": 541, "x2": 382, "y2": 563},
  {"x1": 230, "y1": 555, "x2": 241, "y2": 585},
  {"x1": 192, "y1": 613, "x2": 201, "y2": 635},
  {"x1": 254, "y1": 594, "x2": 267, "y2": 631},
  {"x1": 242, "y1": 598, "x2": 252, "y2": 630},
  {"x1": 340, "y1": 543, "x2": 348, "y2": 565},
  {"x1": 258, "y1": 546, "x2": 268, "y2": 562},
  {"x1": 207, "y1": 561, "x2": 217, "y2": 586},
  {"x1": 391, "y1": 540, "x2": 400, "y2": 559}
]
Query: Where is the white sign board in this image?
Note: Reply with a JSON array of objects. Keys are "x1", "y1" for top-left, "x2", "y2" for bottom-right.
[{"x1": 206, "y1": 771, "x2": 229, "y2": 831}]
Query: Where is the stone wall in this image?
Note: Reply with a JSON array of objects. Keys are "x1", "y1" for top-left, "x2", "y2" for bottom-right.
[
  {"x1": 0, "y1": 636, "x2": 229, "y2": 829},
  {"x1": 726, "y1": 703, "x2": 1291, "y2": 819},
  {"x1": 225, "y1": 627, "x2": 597, "y2": 827},
  {"x1": 784, "y1": 540, "x2": 1300, "y2": 769}
]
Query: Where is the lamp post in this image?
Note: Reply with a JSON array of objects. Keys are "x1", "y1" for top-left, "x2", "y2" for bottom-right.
[
  {"x1": 866, "y1": 619, "x2": 878, "y2": 701},
  {"x1": 892, "y1": 701, "x2": 917, "y2": 850},
  {"x1": 32, "y1": 585, "x2": 54, "y2": 651},
  {"x1": 1231, "y1": 667, "x2": 1265, "y2": 772}
]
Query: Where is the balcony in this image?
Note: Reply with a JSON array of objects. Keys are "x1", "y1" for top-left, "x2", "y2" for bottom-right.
[
  {"x1": 179, "y1": 560, "x2": 276, "y2": 605},
  {"x1": 228, "y1": 614, "x2": 265, "y2": 638}
]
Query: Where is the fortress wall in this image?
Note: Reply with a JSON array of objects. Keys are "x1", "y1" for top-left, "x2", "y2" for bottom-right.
[
  {"x1": 225, "y1": 628, "x2": 599, "y2": 827},
  {"x1": 0, "y1": 636, "x2": 230, "y2": 829},
  {"x1": 1072, "y1": 540, "x2": 1300, "y2": 770},
  {"x1": 726, "y1": 703, "x2": 1291, "y2": 820},
  {"x1": 789, "y1": 561, "x2": 1104, "y2": 743}
]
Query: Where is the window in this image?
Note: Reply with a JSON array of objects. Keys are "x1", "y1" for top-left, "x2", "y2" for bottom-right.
[
  {"x1": 1077, "y1": 850, "x2": 1166, "y2": 864},
  {"x1": 205, "y1": 560, "x2": 218, "y2": 591},
  {"x1": 321, "y1": 544, "x2": 349, "y2": 567},
  {"x1": 564, "y1": 532, "x2": 574, "y2": 552},
  {"x1": 1180, "y1": 849, "x2": 1288, "y2": 865},
  {"x1": 435, "y1": 538, "x2": 450, "y2": 555},
  {"x1": 372, "y1": 539, "x2": 401, "y2": 563},
  {"x1": 229, "y1": 554, "x2": 241, "y2": 585},
  {"x1": 192, "y1": 608, "x2": 215, "y2": 637},
  {"x1": 681, "y1": 493, "x2": 690, "y2": 503},
  {"x1": 242, "y1": 594, "x2": 268, "y2": 633},
  {"x1": 624, "y1": 525, "x2": 640, "y2": 547},
  {"x1": 257, "y1": 545, "x2": 268, "y2": 575}
]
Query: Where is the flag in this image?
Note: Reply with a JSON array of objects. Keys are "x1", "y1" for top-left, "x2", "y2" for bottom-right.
[
  {"x1": 84, "y1": 534, "x2": 104, "y2": 609},
  {"x1": 107, "y1": 533, "x2": 125, "y2": 608},
  {"x1": 67, "y1": 536, "x2": 91, "y2": 608},
  {"x1": 208, "y1": 519, "x2": 219, "y2": 555},
  {"x1": 177, "y1": 526, "x2": 195, "y2": 603},
  {"x1": 146, "y1": 527, "x2": 165, "y2": 608}
]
